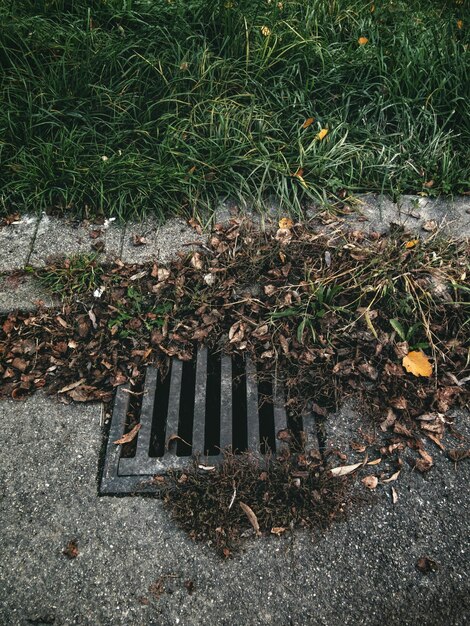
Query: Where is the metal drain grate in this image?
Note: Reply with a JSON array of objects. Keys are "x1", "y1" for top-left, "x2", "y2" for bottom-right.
[{"x1": 100, "y1": 347, "x2": 316, "y2": 495}]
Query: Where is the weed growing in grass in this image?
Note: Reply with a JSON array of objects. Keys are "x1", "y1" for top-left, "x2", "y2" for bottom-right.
[{"x1": 1, "y1": 0, "x2": 468, "y2": 219}]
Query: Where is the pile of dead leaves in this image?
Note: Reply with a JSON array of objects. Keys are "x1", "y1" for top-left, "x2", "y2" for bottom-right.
[{"x1": 0, "y1": 217, "x2": 468, "y2": 465}]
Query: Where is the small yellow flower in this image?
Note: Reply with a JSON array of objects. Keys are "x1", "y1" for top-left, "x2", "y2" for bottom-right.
[
  {"x1": 261, "y1": 25, "x2": 271, "y2": 37},
  {"x1": 358, "y1": 37, "x2": 369, "y2": 45},
  {"x1": 316, "y1": 128, "x2": 328, "y2": 141},
  {"x1": 457, "y1": 20, "x2": 463, "y2": 29}
]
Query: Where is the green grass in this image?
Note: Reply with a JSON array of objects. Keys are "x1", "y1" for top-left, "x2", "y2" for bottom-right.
[{"x1": 1, "y1": 0, "x2": 468, "y2": 220}]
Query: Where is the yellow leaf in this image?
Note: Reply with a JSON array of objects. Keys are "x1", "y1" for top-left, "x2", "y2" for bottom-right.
[
  {"x1": 316, "y1": 128, "x2": 328, "y2": 141},
  {"x1": 302, "y1": 117, "x2": 315, "y2": 129},
  {"x1": 457, "y1": 20, "x2": 463, "y2": 29},
  {"x1": 404, "y1": 239, "x2": 419, "y2": 249},
  {"x1": 358, "y1": 37, "x2": 369, "y2": 45},
  {"x1": 278, "y1": 217, "x2": 293, "y2": 229},
  {"x1": 402, "y1": 351, "x2": 433, "y2": 377}
]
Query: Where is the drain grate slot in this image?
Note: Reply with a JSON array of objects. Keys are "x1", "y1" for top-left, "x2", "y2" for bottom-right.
[
  {"x1": 177, "y1": 359, "x2": 197, "y2": 456},
  {"x1": 100, "y1": 347, "x2": 309, "y2": 494},
  {"x1": 149, "y1": 366, "x2": 171, "y2": 458}
]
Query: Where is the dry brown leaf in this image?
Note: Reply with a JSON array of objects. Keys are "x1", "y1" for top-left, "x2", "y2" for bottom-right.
[
  {"x1": 425, "y1": 432, "x2": 445, "y2": 450},
  {"x1": 402, "y1": 351, "x2": 432, "y2": 377},
  {"x1": 422, "y1": 220, "x2": 437, "y2": 232},
  {"x1": 113, "y1": 423, "x2": 141, "y2": 445},
  {"x1": 279, "y1": 334, "x2": 289, "y2": 355},
  {"x1": 448, "y1": 449, "x2": 470, "y2": 462},
  {"x1": 302, "y1": 117, "x2": 315, "y2": 129},
  {"x1": 390, "y1": 396, "x2": 407, "y2": 410},
  {"x1": 239, "y1": 502, "x2": 261, "y2": 537},
  {"x1": 380, "y1": 408, "x2": 397, "y2": 432},
  {"x1": 58, "y1": 378, "x2": 86, "y2": 394},
  {"x1": 271, "y1": 527, "x2": 287, "y2": 536},
  {"x1": 157, "y1": 267, "x2": 170, "y2": 282},
  {"x1": 264, "y1": 284, "x2": 276, "y2": 296},
  {"x1": 382, "y1": 470, "x2": 401, "y2": 483},
  {"x1": 367, "y1": 458, "x2": 382, "y2": 466},
  {"x1": 362, "y1": 475, "x2": 378, "y2": 489},
  {"x1": 391, "y1": 486, "x2": 398, "y2": 504},
  {"x1": 132, "y1": 234, "x2": 149, "y2": 246},
  {"x1": 416, "y1": 556, "x2": 438, "y2": 574},
  {"x1": 275, "y1": 228, "x2": 293, "y2": 244},
  {"x1": 190, "y1": 252, "x2": 204, "y2": 270},
  {"x1": 415, "y1": 449, "x2": 433, "y2": 472},
  {"x1": 62, "y1": 539, "x2": 79, "y2": 559},
  {"x1": 330, "y1": 461, "x2": 363, "y2": 476}
]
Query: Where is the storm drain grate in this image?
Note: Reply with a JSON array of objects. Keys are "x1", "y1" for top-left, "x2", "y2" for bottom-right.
[{"x1": 99, "y1": 347, "x2": 317, "y2": 495}]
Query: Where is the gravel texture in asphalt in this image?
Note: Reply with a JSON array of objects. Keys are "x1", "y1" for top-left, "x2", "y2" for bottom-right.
[{"x1": 0, "y1": 395, "x2": 468, "y2": 626}]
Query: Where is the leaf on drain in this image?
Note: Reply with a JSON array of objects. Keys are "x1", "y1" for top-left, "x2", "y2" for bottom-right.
[
  {"x1": 239, "y1": 502, "x2": 261, "y2": 537},
  {"x1": 330, "y1": 461, "x2": 363, "y2": 476},
  {"x1": 113, "y1": 423, "x2": 141, "y2": 445},
  {"x1": 166, "y1": 434, "x2": 191, "y2": 450}
]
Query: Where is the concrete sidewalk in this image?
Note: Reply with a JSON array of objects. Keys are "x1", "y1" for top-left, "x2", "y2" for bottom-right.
[{"x1": 0, "y1": 395, "x2": 469, "y2": 626}]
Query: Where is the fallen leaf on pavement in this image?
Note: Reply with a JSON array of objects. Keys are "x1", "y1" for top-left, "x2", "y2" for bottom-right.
[
  {"x1": 271, "y1": 527, "x2": 287, "y2": 536},
  {"x1": 402, "y1": 351, "x2": 432, "y2": 377},
  {"x1": 448, "y1": 449, "x2": 470, "y2": 462},
  {"x1": 132, "y1": 234, "x2": 148, "y2": 246},
  {"x1": 330, "y1": 461, "x2": 363, "y2": 476},
  {"x1": 380, "y1": 408, "x2": 397, "y2": 431},
  {"x1": 362, "y1": 475, "x2": 378, "y2": 489},
  {"x1": 415, "y1": 448, "x2": 433, "y2": 472},
  {"x1": 382, "y1": 470, "x2": 401, "y2": 483},
  {"x1": 416, "y1": 556, "x2": 439, "y2": 574},
  {"x1": 391, "y1": 486, "x2": 398, "y2": 504},
  {"x1": 63, "y1": 539, "x2": 79, "y2": 559}
]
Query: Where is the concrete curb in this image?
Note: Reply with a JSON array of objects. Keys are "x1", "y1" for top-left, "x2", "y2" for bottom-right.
[
  {"x1": 1, "y1": 195, "x2": 469, "y2": 274},
  {"x1": 1, "y1": 194, "x2": 468, "y2": 314}
]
